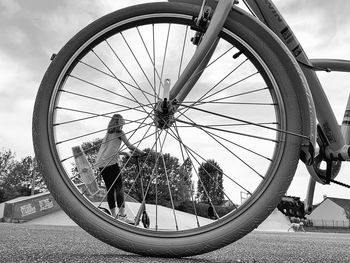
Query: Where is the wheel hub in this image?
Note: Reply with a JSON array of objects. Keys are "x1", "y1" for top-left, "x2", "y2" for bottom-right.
[{"x1": 154, "y1": 99, "x2": 176, "y2": 129}]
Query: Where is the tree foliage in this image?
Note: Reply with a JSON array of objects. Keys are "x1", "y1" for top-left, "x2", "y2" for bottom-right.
[
  {"x1": 0, "y1": 149, "x2": 46, "y2": 203},
  {"x1": 121, "y1": 149, "x2": 193, "y2": 206},
  {"x1": 71, "y1": 138, "x2": 194, "y2": 206},
  {"x1": 197, "y1": 159, "x2": 224, "y2": 205}
]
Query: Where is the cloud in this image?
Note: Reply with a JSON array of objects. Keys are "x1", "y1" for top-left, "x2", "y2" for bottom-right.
[
  {"x1": 0, "y1": 0, "x2": 106, "y2": 157},
  {"x1": 275, "y1": 0, "x2": 350, "y2": 57},
  {"x1": 0, "y1": 0, "x2": 104, "y2": 74},
  {"x1": 0, "y1": 0, "x2": 161, "y2": 158}
]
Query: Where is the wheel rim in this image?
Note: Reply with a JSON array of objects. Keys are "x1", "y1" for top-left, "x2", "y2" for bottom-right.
[{"x1": 48, "y1": 12, "x2": 287, "y2": 237}]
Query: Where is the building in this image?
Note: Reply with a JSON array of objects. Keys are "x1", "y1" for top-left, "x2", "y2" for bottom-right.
[{"x1": 307, "y1": 197, "x2": 350, "y2": 228}]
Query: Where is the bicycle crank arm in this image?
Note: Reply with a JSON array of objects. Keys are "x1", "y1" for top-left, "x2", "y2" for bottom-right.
[
  {"x1": 169, "y1": 0, "x2": 235, "y2": 104},
  {"x1": 325, "y1": 144, "x2": 350, "y2": 161}
]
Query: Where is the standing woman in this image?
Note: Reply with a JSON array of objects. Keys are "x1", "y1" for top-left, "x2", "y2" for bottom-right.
[{"x1": 96, "y1": 114, "x2": 144, "y2": 223}]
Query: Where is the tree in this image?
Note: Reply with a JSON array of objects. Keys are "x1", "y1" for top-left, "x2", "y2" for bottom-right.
[
  {"x1": 81, "y1": 138, "x2": 103, "y2": 165},
  {"x1": 177, "y1": 157, "x2": 194, "y2": 201},
  {"x1": 197, "y1": 159, "x2": 224, "y2": 205},
  {"x1": 121, "y1": 149, "x2": 193, "y2": 206},
  {"x1": 0, "y1": 149, "x2": 46, "y2": 202},
  {"x1": 13, "y1": 156, "x2": 47, "y2": 194},
  {"x1": 0, "y1": 149, "x2": 17, "y2": 202},
  {"x1": 0, "y1": 149, "x2": 16, "y2": 182},
  {"x1": 69, "y1": 137, "x2": 194, "y2": 207}
]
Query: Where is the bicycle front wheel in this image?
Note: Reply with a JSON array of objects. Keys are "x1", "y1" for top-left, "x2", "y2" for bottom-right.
[{"x1": 33, "y1": 2, "x2": 304, "y2": 257}]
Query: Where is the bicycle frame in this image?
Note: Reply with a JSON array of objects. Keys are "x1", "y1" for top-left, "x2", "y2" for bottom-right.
[
  {"x1": 169, "y1": 0, "x2": 350, "y2": 212},
  {"x1": 245, "y1": 0, "x2": 350, "y2": 154}
]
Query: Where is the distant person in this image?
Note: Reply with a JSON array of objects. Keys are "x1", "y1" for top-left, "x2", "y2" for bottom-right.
[{"x1": 96, "y1": 114, "x2": 144, "y2": 223}]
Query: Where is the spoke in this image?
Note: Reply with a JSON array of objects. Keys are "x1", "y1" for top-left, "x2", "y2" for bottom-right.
[
  {"x1": 169, "y1": 126, "x2": 254, "y2": 194},
  {"x1": 180, "y1": 104, "x2": 308, "y2": 140},
  {"x1": 166, "y1": 126, "x2": 252, "y2": 195},
  {"x1": 56, "y1": 128, "x2": 105, "y2": 145},
  {"x1": 152, "y1": 24, "x2": 157, "y2": 105},
  {"x1": 78, "y1": 60, "x2": 135, "y2": 89},
  {"x1": 124, "y1": 129, "x2": 169, "y2": 229},
  {"x1": 102, "y1": 112, "x2": 156, "y2": 168},
  {"x1": 123, "y1": 131, "x2": 158, "y2": 194},
  {"x1": 186, "y1": 121, "x2": 273, "y2": 162},
  {"x1": 136, "y1": 26, "x2": 164, "y2": 97},
  {"x1": 54, "y1": 105, "x2": 151, "y2": 126},
  {"x1": 182, "y1": 87, "x2": 270, "y2": 106},
  {"x1": 178, "y1": 118, "x2": 273, "y2": 161},
  {"x1": 69, "y1": 74, "x2": 151, "y2": 107},
  {"x1": 154, "y1": 128, "x2": 159, "y2": 230},
  {"x1": 104, "y1": 39, "x2": 156, "y2": 105},
  {"x1": 59, "y1": 89, "x2": 150, "y2": 116},
  {"x1": 69, "y1": 120, "x2": 156, "y2": 201},
  {"x1": 60, "y1": 120, "x2": 151, "y2": 163},
  {"x1": 160, "y1": 145, "x2": 179, "y2": 230},
  {"x1": 178, "y1": 26, "x2": 189, "y2": 79},
  {"x1": 170, "y1": 126, "x2": 236, "y2": 217},
  {"x1": 120, "y1": 32, "x2": 156, "y2": 94},
  {"x1": 154, "y1": 130, "x2": 180, "y2": 229},
  {"x1": 176, "y1": 119, "x2": 277, "y2": 143},
  {"x1": 173, "y1": 126, "x2": 206, "y2": 227},
  {"x1": 196, "y1": 58, "x2": 248, "y2": 105},
  {"x1": 157, "y1": 24, "x2": 171, "y2": 96},
  {"x1": 199, "y1": 71, "x2": 258, "y2": 104},
  {"x1": 124, "y1": 129, "x2": 165, "y2": 197},
  {"x1": 152, "y1": 121, "x2": 170, "y2": 230},
  {"x1": 78, "y1": 60, "x2": 157, "y2": 101},
  {"x1": 58, "y1": 119, "x2": 153, "y2": 151},
  {"x1": 175, "y1": 121, "x2": 278, "y2": 128},
  {"x1": 91, "y1": 47, "x2": 154, "y2": 111},
  {"x1": 181, "y1": 87, "x2": 269, "y2": 105},
  {"x1": 97, "y1": 117, "x2": 156, "y2": 208},
  {"x1": 181, "y1": 114, "x2": 265, "y2": 178},
  {"x1": 189, "y1": 102, "x2": 275, "y2": 106},
  {"x1": 175, "y1": 45, "x2": 235, "y2": 91},
  {"x1": 175, "y1": 58, "x2": 249, "y2": 119}
]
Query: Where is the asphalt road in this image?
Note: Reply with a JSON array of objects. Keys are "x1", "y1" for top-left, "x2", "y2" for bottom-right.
[{"x1": 1, "y1": 223, "x2": 349, "y2": 263}]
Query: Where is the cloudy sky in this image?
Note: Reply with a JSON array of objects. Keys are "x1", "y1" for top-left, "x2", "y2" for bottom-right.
[{"x1": 1, "y1": 0, "x2": 350, "y2": 204}]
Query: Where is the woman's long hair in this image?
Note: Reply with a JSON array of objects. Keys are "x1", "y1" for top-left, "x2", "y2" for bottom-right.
[{"x1": 107, "y1": 114, "x2": 125, "y2": 134}]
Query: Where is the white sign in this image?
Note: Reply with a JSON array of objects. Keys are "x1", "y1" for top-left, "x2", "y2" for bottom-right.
[
  {"x1": 39, "y1": 199, "x2": 54, "y2": 211},
  {"x1": 20, "y1": 203, "x2": 36, "y2": 217}
]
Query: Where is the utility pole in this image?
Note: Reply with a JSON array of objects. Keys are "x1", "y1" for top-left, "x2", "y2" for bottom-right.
[{"x1": 31, "y1": 172, "x2": 35, "y2": 195}]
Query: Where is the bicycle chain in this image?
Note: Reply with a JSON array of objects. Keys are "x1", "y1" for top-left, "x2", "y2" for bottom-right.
[{"x1": 319, "y1": 175, "x2": 350, "y2": 189}]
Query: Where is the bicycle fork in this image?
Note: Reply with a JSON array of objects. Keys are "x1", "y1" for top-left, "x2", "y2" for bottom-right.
[
  {"x1": 155, "y1": 0, "x2": 236, "y2": 130},
  {"x1": 169, "y1": 0, "x2": 236, "y2": 104}
]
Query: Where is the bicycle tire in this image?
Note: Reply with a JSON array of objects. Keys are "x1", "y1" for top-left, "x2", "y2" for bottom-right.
[{"x1": 33, "y1": 2, "x2": 305, "y2": 257}]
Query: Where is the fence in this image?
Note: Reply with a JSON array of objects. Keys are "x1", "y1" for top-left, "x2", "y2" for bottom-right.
[{"x1": 308, "y1": 219, "x2": 350, "y2": 228}]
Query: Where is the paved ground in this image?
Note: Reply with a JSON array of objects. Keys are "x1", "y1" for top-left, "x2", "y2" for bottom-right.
[
  {"x1": 1, "y1": 223, "x2": 350, "y2": 263},
  {"x1": 25, "y1": 206, "x2": 290, "y2": 232}
]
